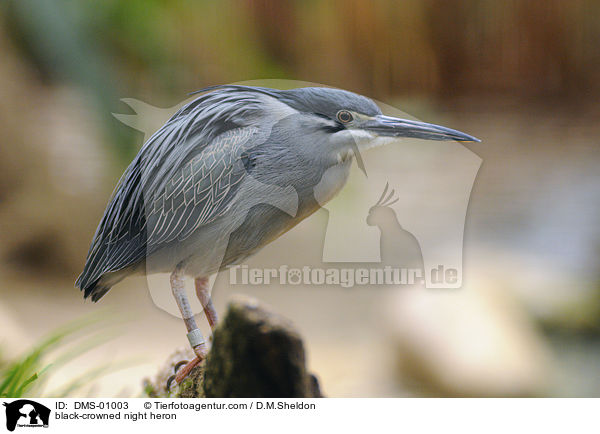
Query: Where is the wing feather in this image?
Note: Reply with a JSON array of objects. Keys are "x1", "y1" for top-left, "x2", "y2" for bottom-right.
[
  {"x1": 76, "y1": 104, "x2": 262, "y2": 294},
  {"x1": 76, "y1": 87, "x2": 282, "y2": 296}
]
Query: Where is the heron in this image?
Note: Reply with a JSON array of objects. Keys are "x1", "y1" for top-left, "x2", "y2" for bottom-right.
[{"x1": 76, "y1": 85, "x2": 479, "y2": 382}]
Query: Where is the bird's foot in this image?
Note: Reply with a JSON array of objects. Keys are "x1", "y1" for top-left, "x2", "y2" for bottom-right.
[
  {"x1": 174, "y1": 342, "x2": 208, "y2": 384},
  {"x1": 174, "y1": 356, "x2": 203, "y2": 384}
]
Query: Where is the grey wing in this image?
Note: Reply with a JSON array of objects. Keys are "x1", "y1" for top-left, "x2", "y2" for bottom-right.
[
  {"x1": 76, "y1": 125, "x2": 259, "y2": 296},
  {"x1": 144, "y1": 126, "x2": 258, "y2": 247}
]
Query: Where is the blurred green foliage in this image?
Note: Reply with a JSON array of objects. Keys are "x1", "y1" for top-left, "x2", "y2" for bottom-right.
[{"x1": 0, "y1": 315, "x2": 118, "y2": 398}]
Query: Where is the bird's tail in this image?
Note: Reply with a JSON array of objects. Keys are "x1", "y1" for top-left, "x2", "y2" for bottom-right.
[
  {"x1": 86, "y1": 280, "x2": 111, "y2": 302},
  {"x1": 75, "y1": 275, "x2": 111, "y2": 302},
  {"x1": 75, "y1": 269, "x2": 128, "y2": 302}
]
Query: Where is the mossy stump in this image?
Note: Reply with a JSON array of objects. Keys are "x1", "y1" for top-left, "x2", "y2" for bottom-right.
[{"x1": 145, "y1": 295, "x2": 322, "y2": 398}]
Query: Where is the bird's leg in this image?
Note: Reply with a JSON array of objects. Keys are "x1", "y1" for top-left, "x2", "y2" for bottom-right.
[
  {"x1": 195, "y1": 277, "x2": 219, "y2": 331},
  {"x1": 170, "y1": 266, "x2": 207, "y2": 383}
]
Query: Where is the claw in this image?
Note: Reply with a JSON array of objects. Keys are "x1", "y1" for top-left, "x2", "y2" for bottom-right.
[
  {"x1": 173, "y1": 360, "x2": 188, "y2": 373},
  {"x1": 166, "y1": 375, "x2": 176, "y2": 392},
  {"x1": 175, "y1": 356, "x2": 202, "y2": 383}
]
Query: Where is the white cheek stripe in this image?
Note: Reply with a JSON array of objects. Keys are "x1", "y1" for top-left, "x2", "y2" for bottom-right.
[{"x1": 349, "y1": 130, "x2": 398, "y2": 152}]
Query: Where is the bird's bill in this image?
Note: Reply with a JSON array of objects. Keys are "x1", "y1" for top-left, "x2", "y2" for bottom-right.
[{"x1": 363, "y1": 115, "x2": 480, "y2": 142}]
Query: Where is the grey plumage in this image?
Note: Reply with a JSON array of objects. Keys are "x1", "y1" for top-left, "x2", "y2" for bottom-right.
[
  {"x1": 77, "y1": 87, "x2": 267, "y2": 299},
  {"x1": 76, "y1": 85, "x2": 479, "y2": 302}
]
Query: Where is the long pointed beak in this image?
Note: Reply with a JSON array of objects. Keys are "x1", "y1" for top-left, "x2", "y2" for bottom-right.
[{"x1": 363, "y1": 115, "x2": 480, "y2": 142}]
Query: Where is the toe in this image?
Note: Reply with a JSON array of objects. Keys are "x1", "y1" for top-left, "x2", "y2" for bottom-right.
[{"x1": 175, "y1": 357, "x2": 202, "y2": 383}]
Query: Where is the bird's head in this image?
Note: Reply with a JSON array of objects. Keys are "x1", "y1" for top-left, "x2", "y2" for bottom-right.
[
  {"x1": 274, "y1": 86, "x2": 480, "y2": 168},
  {"x1": 190, "y1": 85, "x2": 480, "y2": 174}
]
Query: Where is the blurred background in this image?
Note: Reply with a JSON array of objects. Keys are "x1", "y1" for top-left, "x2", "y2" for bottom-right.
[{"x1": 0, "y1": 0, "x2": 599, "y2": 397}]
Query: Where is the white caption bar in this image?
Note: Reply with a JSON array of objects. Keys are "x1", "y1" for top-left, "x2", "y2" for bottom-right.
[{"x1": 1, "y1": 398, "x2": 597, "y2": 434}]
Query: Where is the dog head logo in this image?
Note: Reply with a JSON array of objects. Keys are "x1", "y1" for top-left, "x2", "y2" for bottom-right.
[{"x1": 3, "y1": 400, "x2": 50, "y2": 431}]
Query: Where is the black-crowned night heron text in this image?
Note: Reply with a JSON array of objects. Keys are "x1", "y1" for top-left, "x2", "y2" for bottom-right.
[{"x1": 76, "y1": 85, "x2": 479, "y2": 382}]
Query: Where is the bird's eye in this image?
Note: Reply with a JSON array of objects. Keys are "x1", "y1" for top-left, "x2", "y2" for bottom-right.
[{"x1": 336, "y1": 110, "x2": 353, "y2": 123}]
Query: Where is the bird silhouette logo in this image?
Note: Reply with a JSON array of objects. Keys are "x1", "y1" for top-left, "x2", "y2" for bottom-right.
[
  {"x1": 367, "y1": 183, "x2": 424, "y2": 273},
  {"x1": 2, "y1": 400, "x2": 50, "y2": 431}
]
